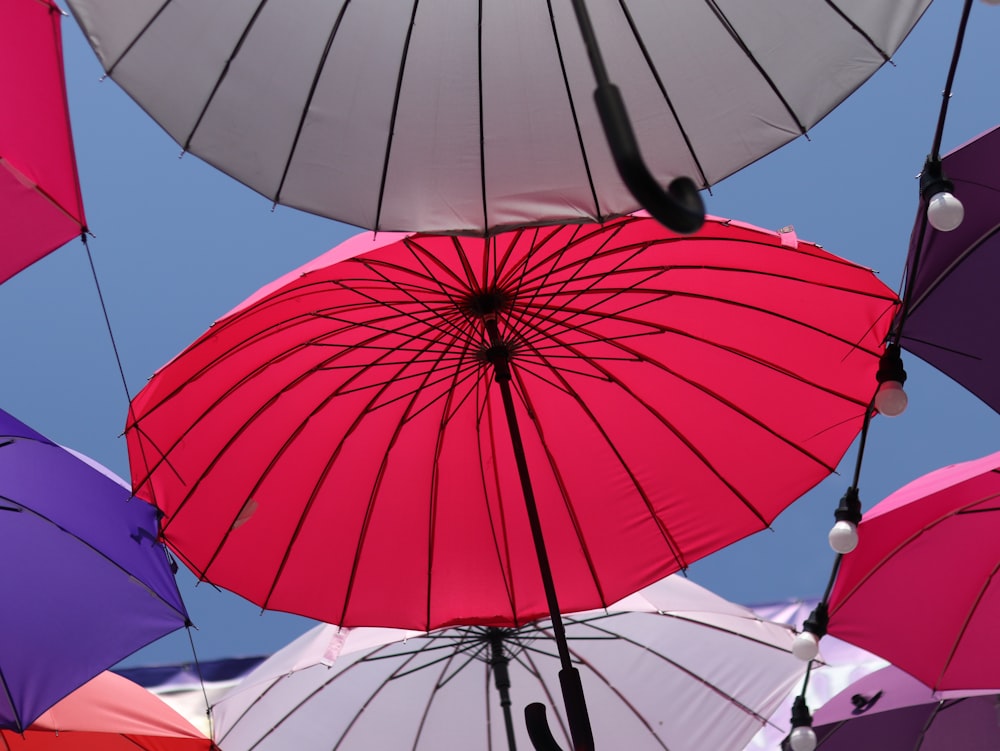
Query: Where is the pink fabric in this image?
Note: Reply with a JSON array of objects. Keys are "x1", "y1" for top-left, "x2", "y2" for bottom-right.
[
  {"x1": 2, "y1": 672, "x2": 214, "y2": 749},
  {"x1": 828, "y1": 449, "x2": 1000, "y2": 691},
  {"x1": 129, "y1": 214, "x2": 898, "y2": 630},
  {"x1": 0, "y1": 0, "x2": 86, "y2": 283}
]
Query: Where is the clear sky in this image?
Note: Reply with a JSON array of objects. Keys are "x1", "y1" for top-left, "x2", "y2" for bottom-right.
[{"x1": 6, "y1": 2, "x2": 1000, "y2": 668}]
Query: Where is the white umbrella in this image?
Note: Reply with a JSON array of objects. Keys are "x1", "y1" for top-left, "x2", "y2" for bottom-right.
[
  {"x1": 65, "y1": 0, "x2": 929, "y2": 235},
  {"x1": 212, "y1": 575, "x2": 805, "y2": 751}
]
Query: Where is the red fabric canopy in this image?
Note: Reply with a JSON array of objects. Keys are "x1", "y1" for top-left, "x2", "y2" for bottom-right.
[
  {"x1": 1, "y1": 0, "x2": 86, "y2": 283},
  {"x1": 128, "y1": 214, "x2": 898, "y2": 630}
]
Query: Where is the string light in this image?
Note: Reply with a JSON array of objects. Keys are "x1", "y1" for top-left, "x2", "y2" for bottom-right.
[{"x1": 828, "y1": 488, "x2": 862, "y2": 554}]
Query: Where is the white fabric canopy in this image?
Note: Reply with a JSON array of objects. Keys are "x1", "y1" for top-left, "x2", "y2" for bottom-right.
[{"x1": 66, "y1": 0, "x2": 929, "y2": 234}]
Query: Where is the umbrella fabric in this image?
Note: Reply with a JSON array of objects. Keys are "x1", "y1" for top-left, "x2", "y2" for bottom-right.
[
  {"x1": 212, "y1": 575, "x2": 806, "y2": 751},
  {"x1": 64, "y1": 0, "x2": 928, "y2": 235},
  {"x1": 126, "y1": 213, "x2": 897, "y2": 631},
  {"x1": 827, "y1": 449, "x2": 1000, "y2": 691},
  {"x1": 898, "y1": 124, "x2": 1000, "y2": 413},
  {"x1": 0, "y1": 407, "x2": 189, "y2": 732},
  {"x1": 784, "y1": 664, "x2": 1000, "y2": 751},
  {"x1": 1, "y1": 0, "x2": 87, "y2": 282},
  {"x1": 2, "y1": 671, "x2": 217, "y2": 750}
]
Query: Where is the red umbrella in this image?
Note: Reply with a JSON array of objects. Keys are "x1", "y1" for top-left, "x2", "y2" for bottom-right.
[
  {"x1": 827, "y1": 449, "x2": 1000, "y2": 692},
  {"x1": 4, "y1": 671, "x2": 216, "y2": 750},
  {"x1": 126, "y1": 213, "x2": 896, "y2": 748},
  {"x1": 1, "y1": 0, "x2": 87, "y2": 283},
  {"x1": 128, "y1": 212, "x2": 896, "y2": 629}
]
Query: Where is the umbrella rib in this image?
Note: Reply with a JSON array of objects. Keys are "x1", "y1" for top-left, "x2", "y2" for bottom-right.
[
  {"x1": 161, "y1": 315, "x2": 452, "y2": 551},
  {"x1": 933, "y1": 560, "x2": 1000, "y2": 690},
  {"x1": 261, "y1": 328, "x2": 462, "y2": 621},
  {"x1": 903, "y1": 220, "x2": 1000, "y2": 317},
  {"x1": 567, "y1": 618, "x2": 782, "y2": 725},
  {"x1": 700, "y1": 0, "x2": 807, "y2": 136},
  {"x1": 100, "y1": 0, "x2": 173, "y2": 74},
  {"x1": 179, "y1": 0, "x2": 271, "y2": 151},
  {"x1": 273, "y1": 3, "x2": 352, "y2": 206},
  {"x1": 373, "y1": 0, "x2": 421, "y2": 231},
  {"x1": 0, "y1": 493, "x2": 188, "y2": 622},
  {"x1": 511, "y1": 353, "x2": 690, "y2": 573},
  {"x1": 613, "y1": 0, "x2": 710, "y2": 187},
  {"x1": 824, "y1": 1, "x2": 896, "y2": 62},
  {"x1": 541, "y1": 0, "x2": 603, "y2": 220},
  {"x1": 477, "y1": 376, "x2": 522, "y2": 623}
]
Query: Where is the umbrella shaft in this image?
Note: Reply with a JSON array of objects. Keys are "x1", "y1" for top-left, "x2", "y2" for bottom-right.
[{"x1": 483, "y1": 316, "x2": 572, "y2": 670}]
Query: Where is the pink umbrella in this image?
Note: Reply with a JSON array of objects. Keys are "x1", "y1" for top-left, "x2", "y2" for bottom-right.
[
  {"x1": 126, "y1": 213, "x2": 897, "y2": 749},
  {"x1": 4, "y1": 670, "x2": 216, "y2": 750},
  {"x1": 1, "y1": 0, "x2": 87, "y2": 283},
  {"x1": 827, "y1": 449, "x2": 1000, "y2": 691}
]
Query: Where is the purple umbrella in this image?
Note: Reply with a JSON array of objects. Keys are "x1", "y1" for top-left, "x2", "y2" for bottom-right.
[
  {"x1": 784, "y1": 664, "x2": 1000, "y2": 751},
  {"x1": 897, "y1": 123, "x2": 1000, "y2": 412},
  {"x1": 0, "y1": 406, "x2": 189, "y2": 732}
]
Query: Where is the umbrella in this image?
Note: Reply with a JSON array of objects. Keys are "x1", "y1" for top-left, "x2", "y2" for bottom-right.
[
  {"x1": 781, "y1": 664, "x2": 1000, "y2": 751},
  {"x1": 895, "y1": 123, "x2": 1000, "y2": 413},
  {"x1": 64, "y1": 0, "x2": 929, "y2": 235},
  {"x1": 826, "y1": 448, "x2": 1000, "y2": 692},
  {"x1": 0, "y1": 406, "x2": 189, "y2": 732},
  {"x1": 211, "y1": 575, "x2": 806, "y2": 751},
  {"x1": 1, "y1": 0, "x2": 87, "y2": 283},
  {"x1": 126, "y1": 213, "x2": 895, "y2": 748},
  {"x1": 5, "y1": 670, "x2": 217, "y2": 750}
]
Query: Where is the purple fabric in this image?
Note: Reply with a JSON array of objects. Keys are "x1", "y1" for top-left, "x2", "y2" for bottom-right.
[
  {"x1": 806, "y1": 665, "x2": 1000, "y2": 751},
  {"x1": 900, "y1": 124, "x2": 1000, "y2": 413},
  {"x1": 0, "y1": 407, "x2": 188, "y2": 731}
]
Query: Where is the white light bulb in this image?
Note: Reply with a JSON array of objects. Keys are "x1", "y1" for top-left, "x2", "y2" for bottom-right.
[
  {"x1": 792, "y1": 631, "x2": 820, "y2": 661},
  {"x1": 789, "y1": 725, "x2": 818, "y2": 751},
  {"x1": 927, "y1": 191, "x2": 964, "y2": 231},
  {"x1": 828, "y1": 520, "x2": 859, "y2": 554},
  {"x1": 874, "y1": 380, "x2": 908, "y2": 417}
]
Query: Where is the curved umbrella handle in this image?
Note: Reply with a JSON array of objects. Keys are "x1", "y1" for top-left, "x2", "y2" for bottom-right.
[
  {"x1": 594, "y1": 82, "x2": 706, "y2": 235},
  {"x1": 525, "y1": 703, "x2": 565, "y2": 751}
]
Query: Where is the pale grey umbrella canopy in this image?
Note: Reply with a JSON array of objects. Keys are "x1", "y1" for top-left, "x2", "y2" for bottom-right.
[
  {"x1": 66, "y1": 0, "x2": 929, "y2": 235},
  {"x1": 211, "y1": 576, "x2": 806, "y2": 751}
]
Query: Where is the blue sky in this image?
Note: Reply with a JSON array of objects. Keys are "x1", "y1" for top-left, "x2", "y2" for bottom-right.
[{"x1": 6, "y1": 2, "x2": 1000, "y2": 667}]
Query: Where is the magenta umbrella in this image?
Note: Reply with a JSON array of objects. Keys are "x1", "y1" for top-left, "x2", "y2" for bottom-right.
[
  {"x1": 827, "y1": 449, "x2": 1000, "y2": 691},
  {"x1": 1, "y1": 0, "x2": 87, "y2": 283},
  {"x1": 126, "y1": 213, "x2": 897, "y2": 750}
]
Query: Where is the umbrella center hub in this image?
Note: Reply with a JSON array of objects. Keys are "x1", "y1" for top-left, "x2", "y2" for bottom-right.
[{"x1": 464, "y1": 289, "x2": 511, "y2": 318}]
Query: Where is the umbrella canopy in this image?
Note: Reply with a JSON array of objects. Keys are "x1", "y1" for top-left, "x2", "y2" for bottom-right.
[
  {"x1": 64, "y1": 0, "x2": 928, "y2": 235},
  {"x1": 0, "y1": 407, "x2": 189, "y2": 732},
  {"x1": 1, "y1": 0, "x2": 87, "y2": 282},
  {"x1": 4, "y1": 670, "x2": 217, "y2": 750},
  {"x1": 212, "y1": 575, "x2": 806, "y2": 751},
  {"x1": 783, "y1": 664, "x2": 1000, "y2": 751},
  {"x1": 897, "y1": 124, "x2": 1000, "y2": 413},
  {"x1": 827, "y1": 448, "x2": 1000, "y2": 691},
  {"x1": 126, "y1": 213, "x2": 897, "y2": 631}
]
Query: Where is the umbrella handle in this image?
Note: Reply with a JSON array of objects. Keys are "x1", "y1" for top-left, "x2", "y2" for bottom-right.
[
  {"x1": 525, "y1": 703, "x2": 565, "y2": 751},
  {"x1": 525, "y1": 668, "x2": 596, "y2": 751},
  {"x1": 594, "y1": 82, "x2": 705, "y2": 235}
]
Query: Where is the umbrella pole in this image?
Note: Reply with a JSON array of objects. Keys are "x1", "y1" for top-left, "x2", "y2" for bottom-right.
[
  {"x1": 487, "y1": 628, "x2": 519, "y2": 751},
  {"x1": 566, "y1": 0, "x2": 705, "y2": 235},
  {"x1": 483, "y1": 315, "x2": 595, "y2": 751}
]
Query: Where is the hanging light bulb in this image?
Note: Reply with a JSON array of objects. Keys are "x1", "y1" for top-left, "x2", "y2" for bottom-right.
[
  {"x1": 792, "y1": 604, "x2": 828, "y2": 662},
  {"x1": 875, "y1": 344, "x2": 908, "y2": 417},
  {"x1": 920, "y1": 156, "x2": 964, "y2": 232},
  {"x1": 828, "y1": 487, "x2": 862, "y2": 554},
  {"x1": 788, "y1": 696, "x2": 818, "y2": 751}
]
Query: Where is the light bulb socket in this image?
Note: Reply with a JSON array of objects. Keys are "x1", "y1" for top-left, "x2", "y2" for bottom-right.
[
  {"x1": 920, "y1": 157, "x2": 955, "y2": 203},
  {"x1": 833, "y1": 487, "x2": 862, "y2": 526},
  {"x1": 802, "y1": 603, "x2": 829, "y2": 639},
  {"x1": 876, "y1": 344, "x2": 907, "y2": 387},
  {"x1": 790, "y1": 695, "x2": 813, "y2": 729}
]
